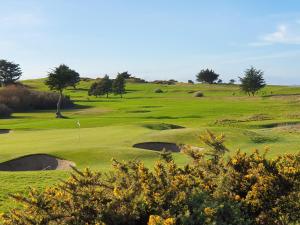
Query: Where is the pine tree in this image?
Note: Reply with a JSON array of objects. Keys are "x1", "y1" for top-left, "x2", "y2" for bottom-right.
[
  {"x1": 0, "y1": 59, "x2": 22, "y2": 86},
  {"x1": 112, "y1": 74, "x2": 126, "y2": 98},
  {"x1": 239, "y1": 67, "x2": 266, "y2": 96},
  {"x1": 101, "y1": 75, "x2": 112, "y2": 98}
]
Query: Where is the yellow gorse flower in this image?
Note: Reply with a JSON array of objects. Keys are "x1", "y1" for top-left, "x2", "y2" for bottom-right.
[
  {"x1": 204, "y1": 207, "x2": 215, "y2": 216},
  {"x1": 231, "y1": 158, "x2": 238, "y2": 165}
]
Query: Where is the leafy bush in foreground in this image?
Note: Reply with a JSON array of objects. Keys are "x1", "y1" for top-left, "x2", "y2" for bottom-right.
[
  {"x1": 0, "y1": 85, "x2": 73, "y2": 112},
  {"x1": 2, "y1": 131, "x2": 300, "y2": 225}
]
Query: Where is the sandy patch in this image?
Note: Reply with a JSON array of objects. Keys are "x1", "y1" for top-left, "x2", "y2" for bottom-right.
[{"x1": 0, "y1": 154, "x2": 75, "y2": 171}]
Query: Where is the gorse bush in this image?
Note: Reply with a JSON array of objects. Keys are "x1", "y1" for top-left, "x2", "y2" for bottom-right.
[
  {"x1": 0, "y1": 85, "x2": 73, "y2": 112},
  {"x1": 2, "y1": 131, "x2": 300, "y2": 225}
]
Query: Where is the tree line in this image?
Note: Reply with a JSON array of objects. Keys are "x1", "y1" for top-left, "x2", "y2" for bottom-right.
[
  {"x1": 88, "y1": 72, "x2": 127, "y2": 98},
  {"x1": 1, "y1": 58, "x2": 267, "y2": 118},
  {"x1": 195, "y1": 67, "x2": 266, "y2": 96}
]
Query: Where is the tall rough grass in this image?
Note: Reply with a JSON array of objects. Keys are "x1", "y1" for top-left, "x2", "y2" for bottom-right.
[{"x1": 0, "y1": 85, "x2": 73, "y2": 112}]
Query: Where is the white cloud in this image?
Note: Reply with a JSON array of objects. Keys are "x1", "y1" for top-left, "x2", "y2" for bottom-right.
[
  {"x1": 250, "y1": 22, "x2": 300, "y2": 46},
  {"x1": 220, "y1": 50, "x2": 300, "y2": 64}
]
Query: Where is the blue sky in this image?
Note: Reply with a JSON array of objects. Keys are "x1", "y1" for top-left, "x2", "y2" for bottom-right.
[{"x1": 1, "y1": 0, "x2": 300, "y2": 84}]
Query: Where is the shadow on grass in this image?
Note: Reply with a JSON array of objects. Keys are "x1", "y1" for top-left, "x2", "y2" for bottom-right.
[
  {"x1": 143, "y1": 115, "x2": 202, "y2": 119},
  {"x1": 125, "y1": 89, "x2": 140, "y2": 93},
  {"x1": 101, "y1": 115, "x2": 201, "y2": 120},
  {"x1": 67, "y1": 88, "x2": 89, "y2": 91},
  {"x1": 126, "y1": 96, "x2": 160, "y2": 99},
  {"x1": 76, "y1": 99, "x2": 122, "y2": 103},
  {"x1": 140, "y1": 105, "x2": 163, "y2": 108},
  {"x1": 72, "y1": 104, "x2": 93, "y2": 109}
]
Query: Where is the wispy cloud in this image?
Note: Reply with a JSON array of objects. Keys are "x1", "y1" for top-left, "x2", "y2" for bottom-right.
[
  {"x1": 250, "y1": 21, "x2": 300, "y2": 46},
  {"x1": 221, "y1": 50, "x2": 300, "y2": 64}
]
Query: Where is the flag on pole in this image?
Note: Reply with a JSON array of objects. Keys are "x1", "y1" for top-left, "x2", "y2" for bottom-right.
[{"x1": 77, "y1": 120, "x2": 81, "y2": 148}]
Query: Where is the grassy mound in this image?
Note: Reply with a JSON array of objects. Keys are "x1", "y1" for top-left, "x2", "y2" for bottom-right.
[{"x1": 0, "y1": 79, "x2": 300, "y2": 212}]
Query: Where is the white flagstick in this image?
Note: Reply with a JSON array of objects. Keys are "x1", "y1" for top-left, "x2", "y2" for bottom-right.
[{"x1": 77, "y1": 120, "x2": 81, "y2": 149}]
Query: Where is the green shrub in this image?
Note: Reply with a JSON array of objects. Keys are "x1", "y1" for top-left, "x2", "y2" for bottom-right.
[
  {"x1": 154, "y1": 88, "x2": 163, "y2": 93},
  {"x1": 193, "y1": 91, "x2": 204, "y2": 97}
]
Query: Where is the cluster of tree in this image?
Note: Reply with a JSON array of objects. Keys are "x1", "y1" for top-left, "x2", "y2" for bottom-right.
[
  {"x1": 3, "y1": 130, "x2": 300, "y2": 225},
  {"x1": 195, "y1": 67, "x2": 266, "y2": 95},
  {"x1": 88, "y1": 73, "x2": 126, "y2": 98}
]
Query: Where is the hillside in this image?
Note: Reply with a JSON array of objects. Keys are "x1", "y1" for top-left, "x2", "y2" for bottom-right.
[{"x1": 0, "y1": 79, "x2": 300, "y2": 211}]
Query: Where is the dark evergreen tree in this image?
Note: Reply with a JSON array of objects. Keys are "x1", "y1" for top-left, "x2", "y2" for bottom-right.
[
  {"x1": 118, "y1": 71, "x2": 131, "y2": 79},
  {"x1": 229, "y1": 79, "x2": 236, "y2": 84},
  {"x1": 112, "y1": 74, "x2": 126, "y2": 98},
  {"x1": 101, "y1": 75, "x2": 112, "y2": 98},
  {"x1": 88, "y1": 82, "x2": 103, "y2": 97},
  {"x1": 0, "y1": 59, "x2": 22, "y2": 86},
  {"x1": 68, "y1": 70, "x2": 80, "y2": 89},
  {"x1": 88, "y1": 75, "x2": 112, "y2": 98},
  {"x1": 45, "y1": 64, "x2": 80, "y2": 118},
  {"x1": 239, "y1": 67, "x2": 266, "y2": 96},
  {"x1": 196, "y1": 69, "x2": 219, "y2": 84}
]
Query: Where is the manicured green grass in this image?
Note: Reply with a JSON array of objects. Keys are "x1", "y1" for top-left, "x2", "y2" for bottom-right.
[{"x1": 0, "y1": 79, "x2": 300, "y2": 211}]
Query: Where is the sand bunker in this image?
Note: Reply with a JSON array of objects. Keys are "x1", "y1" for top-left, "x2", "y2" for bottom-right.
[
  {"x1": 0, "y1": 154, "x2": 75, "y2": 171},
  {"x1": 133, "y1": 142, "x2": 182, "y2": 152},
  {"x1": 0, "y1": 129, "x2": 10, "y2": 134}
]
